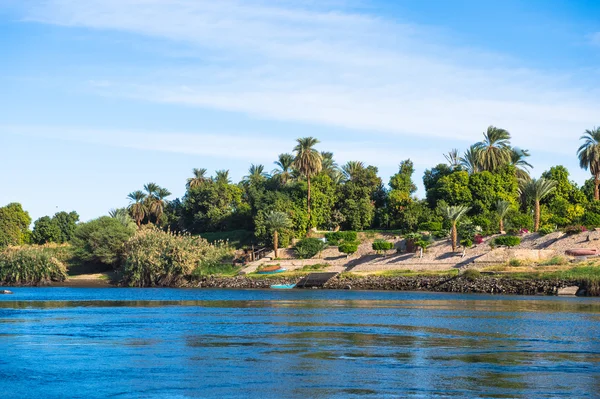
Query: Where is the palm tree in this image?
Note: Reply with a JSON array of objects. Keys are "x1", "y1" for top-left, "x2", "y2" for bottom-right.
[
  {"x1": 460, "y1": 145, "x2": 482, "y2": 174},
  {"x1": 214, "y1": 170, "x2": 231, "y2": 185},
  {"x1": 150, "y1": 187, "x2": 171, "y2": 225},
  {"x1": 510, "y1": 148, "x2": 533, "y2": 180},
  {"x1": 244, "y1": 164, "x2": 268, "y2": 185},
  {"x1": 342, "y1": 161, "x2": 365, "y2": 181},
  {"x1": 127, "y1": 190, "x2": 147, "y2": 228},
  {"x1": 272, "y1": 153, "x2": 295, "y2": 185},
  {"x1": 495, "y1": 200, "x2": 511, "y2": 233},
  {"x1": 444, "y1": 149, "x2": 461, "y2": 169},
  {"x1": 321, "y1": 151, "x2": 339, "y2": 177},
  {"x1": 293, "y1": 137, "x2": 322, "y2": 224},
  {"x1": 520, "y1": 178, "x2": 557, "y2": 232},
  {"x1": 109, "y1": 208, "x2": 136, "y2": 229},
  {"x1": 577, "y1": 127, "x2": 600, "y2": 200},
  {"x1": 441, "y1": 205, "x2": 471, "y2": 252},
  {"x1": 186, "y1": 168, "x2": 208, "y2": 189},
  {"x1": 475, "y1": 126, "x2": 512, "y2": 172},
  {"x1": 263, "y1": 211, "x2": 292, "y2": 258}
]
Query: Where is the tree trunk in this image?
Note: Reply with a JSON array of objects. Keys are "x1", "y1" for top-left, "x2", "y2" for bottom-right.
[
  {"x1": 273, "y1": 230, "x2": 279, "y2": 259},
  {"x1": 499, "y1": 219, "x2": 504, "y2": 233},
  {"x1": 307, "y1": 176, "x2": 312, "y2": 230},
  {"x1": 534, "y1": 201, "x2": 540, "y2": 232},
  {"x1": 451, "y1": 224, "x2": 457, "y2": 252},
  {"x1": 595, "y1": 175, "x2": 600, "y2": 201}
]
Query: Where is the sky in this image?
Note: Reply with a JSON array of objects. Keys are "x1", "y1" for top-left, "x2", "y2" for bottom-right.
[{"x1": 1, "y1": 0, "x2": 599, "y2": 222}]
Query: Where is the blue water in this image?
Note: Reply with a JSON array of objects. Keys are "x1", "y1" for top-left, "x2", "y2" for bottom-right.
[{"x1": 1, "y1": 288, "x2": 600, "y2": 398}]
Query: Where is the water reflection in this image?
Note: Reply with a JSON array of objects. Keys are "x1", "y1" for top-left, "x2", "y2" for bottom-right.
[{"x1": 0, "y1": 288, "x2": 599, "y2": 398}]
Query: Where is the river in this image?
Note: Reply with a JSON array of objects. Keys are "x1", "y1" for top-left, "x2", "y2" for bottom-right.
[{"x1": 1, "y1": 288, "x2": 599, "y2": 398}]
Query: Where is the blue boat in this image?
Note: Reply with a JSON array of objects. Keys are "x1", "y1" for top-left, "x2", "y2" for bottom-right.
[
  {"x1": 270, "y1": 284, "x2": 296, "y2": 289},
  {"x1": 257, "y1": 267, "x2": 287, "y2": 274}
]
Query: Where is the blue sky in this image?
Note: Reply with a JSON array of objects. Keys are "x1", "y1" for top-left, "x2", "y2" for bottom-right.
[{"x1": 1, "y1": 0, "x2": 599, "y2": 222}]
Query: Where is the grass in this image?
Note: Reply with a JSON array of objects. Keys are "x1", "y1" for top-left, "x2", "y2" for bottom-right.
[
  {"x1": 345, "y1": 269, "x2": 459, "y2": 278},
  {"x1": 199, "y1": 230, "x2": 255, "y2": 248},
  {"x1": 508, "y1": 265, "x2": 600, "y2": 282},
  {"x1": 301, "y1": 264, "x2": 328, "y2": 271},
  {"x1": 539, "y1": 256, "x2": 568, "y2": 266}
]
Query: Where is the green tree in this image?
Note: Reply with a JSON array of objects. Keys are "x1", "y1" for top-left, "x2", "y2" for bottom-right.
[
  {"x1": 243, "y1": 164, "x2": 268, "y2": 186},
  {"x1": 342, "y1": 161, "x2": 365, "y2": 181},
  {"x1": 444, "y1": 149, "x2": 461, "y2": 169},
  {"x1": 31, "y1": 216, "x2": 61, "y2": 244},
  {"x1": 0, "y1": 203, "x2": 31, "y2": 248},
  {"x1": 541, "y1": 166, "x2": 587, "y2": 226},
  {"x1": 186, "y1": 168, "x2": 208, "y2": 189},
  {"x1": 52, "y1": 211, "x2": 80, "y2": 242},
  {"x1": 441, "y1": 205, "x2": 471, "y2": 252},
  {"x1": 214, "y1": 170, "x2": 231, "y2": 185},
  {"x1": 293, "y1": 137, "x2": 323, "y2": 227},
  {"x1": 109, "y1": 208, "x2": 137, "y2": 230},
  {"x1": 263, "y1": 211, "x2": 292, "y2": 258},
  {"x1": 272, "y1": 153, "x2": 295, "y2": 185},
  {"x1": 435, "y1": 170, "x2": 472, "y2": 206},
  {"x1": 127, "y1": 190, "x2": 147, "y2": 228},
  {"x1": 71, "y1": 216, "x2": 136, "y2": 269},
  {"x1": 520, "y1": 178, "x2": 557, "y2": 232},
  {"x1": 150, "y1": 187, "x2": 171, "y2": 225},
  {"x1": 460, "y1": 145, "x2": 482, "y2": 174},
  {"x1": 577, "y1": 127, "x2": 600, "y2": 200},
  {"x1": 495, "y1": 200, "x2": 511, "y2": 233},
  {"x1": 475, "y1": 126, "x2": 512, "y2": 172},
  {"x1": 510, "y1": 148, "x2": 533, "y2": 180}
]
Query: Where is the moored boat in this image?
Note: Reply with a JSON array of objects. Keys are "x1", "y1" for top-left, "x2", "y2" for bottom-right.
[{"x1": 270, "y1": 284, "x2": 296, "y2": 289}]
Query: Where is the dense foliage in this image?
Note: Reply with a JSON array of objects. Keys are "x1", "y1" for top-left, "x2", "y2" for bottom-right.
[
  {"x1": 493, "y1": 236, "x2": 522, "y2": 247},
  {"x1": 0, "y1": 203, "x2": 31, "y2": 248},
  {"x1": 121, "y1": 228, "x2": 233, "y2": 287},
  {"x1": 325, "y1": 231, "x2": 357, "y2": 245},
  {"x1": 0, "y1": 245, "x2": 67, "y2": 286},
  {"x1": 294, "y1": 238, "x2": 326, "y2": 259},
  {"x1": 32, "y1": 211, "x2": 79, "y2": 244}
]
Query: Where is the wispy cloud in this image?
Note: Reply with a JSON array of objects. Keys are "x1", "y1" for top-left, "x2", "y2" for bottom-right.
[{"x1": 12, "y1": 0, "x2": 600, "y2": 156}]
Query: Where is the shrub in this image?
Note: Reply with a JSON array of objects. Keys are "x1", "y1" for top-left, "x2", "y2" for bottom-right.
[
  {"x1": 414, "y1": 239, "x2": 431, "y2": 251},
  {"x1": 0, "y1": 246, "x2": 67, "y2": 285},
  {"x1": 338, "y1": 242, "x2": 359, "y2": 256},
  {"x1": 508, "y1": 258, "x2": 522, "y2": 267},
  {"x1": 474, "y1": 234, "x2": 484, "y2": 245},
  {"x1": 493, "y1": 235, "x2": 521, "y2": 247},
  {"x1": 121, "y1": 228, "x2": 233, "y2": 287},
  {"x1": 538, "y1": 226, "x2": 554, "y2": 236},
  {"x1": 460, "y1": 238, "x2": 473, "y2": 248},
  {"x1": 325, "y1": 231, "x2": 357, "y2": 246},
  {"x1": 540, "y1": 256, "x2": 568, "y2": 266},
  {"x1": 372, "y1": 241, "x2": 394, "y2": 254},
  {"x1": 565, "y1": 225, "x2": 586, "y2": 235},
  {"x1": 418, "y1": 222, "x2": 442, "y2": 232},
  {"x1": 71, "y1": 217, "x2": 136, "y2": 269},
  {"x1": 462, "y1": 269, "x2": 481, "y2": 281},
  {"x1": 295, "y1": 238, "x2": 326, "y2": 259}
]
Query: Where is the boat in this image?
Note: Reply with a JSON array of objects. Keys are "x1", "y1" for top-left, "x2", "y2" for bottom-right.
[
  {"x1": 256, "y1": 265, "x2": 287, "y2": 274},
  {"x1": 270, "y1": 284, "x2": 296, "y2": 289},
  {"x1": 565, "y1": 249, "x2": 598, "y2": 257}
]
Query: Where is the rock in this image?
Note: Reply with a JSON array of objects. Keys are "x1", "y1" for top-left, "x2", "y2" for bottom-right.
[
  {"x1": 557, "y1": 286, "x2": 579, "y2": 296},
  {"x1": 0, "y1": 290, "x2": 13, "y2": 295}
]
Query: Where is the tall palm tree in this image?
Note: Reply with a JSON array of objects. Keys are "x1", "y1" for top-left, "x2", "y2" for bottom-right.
[
  {"x1": 460, "y1": 145, "x2": 482, "y2": 174},
  {"x1": 244, "y1": 164, "x2": 268, "y2": 185},
  {"x1": 441, "y1": 205, "x2": 471, "y2": 252},
  {"x1": 186, "y1": 168, "x2": 208, "y2": 189},
  {"x1": 127, "y1": 190, "x2": 147, "y2": 228},
  {"x1": 519, "y1": 178, "x2": 557, "y2": 232},
  {"x1": 444, "y1": 149, "x2": 461, "y2": 169},
  {"x1": 510, "y1": 148, "x2": 533, "y2": 181},
  {"x1": 214, "y1": 170, "x2": 231, "y2": 185},
  {"x1": 293, "y1": 137, "x2": 322, "y2": 225},
  {"x1": 321, "y1": 151, "x2": 339, "y2": 176},
  {"x1": 342, "y1": 161, "x2": 365, "y2": 181},
  {"x1": 150, "y1": 187, "x2": 171, "y2": 225},
  {"x1": 577, "y1": 127, "x2": 600, "y2": 200},
  {"x1": 475, "y1": 126, "x2": 512, "y2": 172},
  {"x1": 495, "y1": 200, "x2": 511, "y2": 233},
  {"x1": 263, "y1": 211, "x2": 292, "y2": 258},
  {"x1": 272, "y1": 153, "x2": 295, "y2": 185}
]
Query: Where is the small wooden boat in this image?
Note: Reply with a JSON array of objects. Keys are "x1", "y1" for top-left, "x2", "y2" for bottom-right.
[
  {"x1": 0, "y1": 290, "x2": 13, "y2": 295},
  {"x1": 270, "y1": 284, "x2": 296, "y2": 289},
  {"x1": 257, "y1": 265, "x2": 287, "y2": 274},
  {"x1": 566, "y1": 249, "x2": 598, "y2": 257}
]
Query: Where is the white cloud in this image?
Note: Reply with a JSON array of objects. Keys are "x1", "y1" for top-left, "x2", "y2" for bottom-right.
[{"x1": 11, "y1": 0, "x2": 600, "y2": 157}]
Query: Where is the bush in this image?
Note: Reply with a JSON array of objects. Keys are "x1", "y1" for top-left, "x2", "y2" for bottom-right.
[
  {"x1": 121, "y1": 228, "x2": 233, "y2": 287},
  {"x1": 537, "y1": 226, "x2": 554, "y2": 236},
  {"x1": 462, "y1": 269, "x2": 481, "y2": 281},
  {"x1": 474, "y1": 234, "x2": 484, "y2": 245},
  {"x1": 0, "y1": 246, "x2": 67, "y2": 285},
  {"x1": 565, "y1": 225, "x2": 586, "y2": 235},
  {"x1": 414, "y1": 239, "x2": 431, "y2": 251},
  {"x1": 460, "y1": 238, "x2": 473, "y2": 248},
  {"x1": 338, "y1": 242, "x2": 359, "y2": 256},
  {"x1": 372, "y1": 241, "x2": 394, "y2": 253},
  {"x1": 540, "y1": 256, "x2": 568, "y2": 266},
  {"x1": 418, "y1": 222, "x2": 442, "y2": 232},
  {"x1": 295, "y1": 238, "x2": 326, "y2": 259},
  {"x1": 508, "y1": 258, "x2": 522, "y2": 267},
  {"x1": 325, "y1": 231, "x2": 357, "y2": 246},
  {"x1": 493, "y1": 235, "x2": 521, "y2": 247},
  {"x1": 71, "y1": 217, "x2": 136, "y2": 269}
]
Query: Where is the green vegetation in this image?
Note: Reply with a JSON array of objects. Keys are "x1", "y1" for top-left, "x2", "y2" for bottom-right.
[
  {"x1": 0, "y1": 245, "x2": 67, "y2": 285},
  {"x1": 339, "y1": 242, "x2": 359, "y2": 257},
  {"x1": 372, "y1": 240, "x2": 394, "y2": 254},
  {"x1": 325, "y1": 231, "x2": 358, "y2": 245},
  {"x1": 121, "y1": 228, "x2": 234, "y2": 287},
  {"x1": 508, "y1": 258, "x2": 522, "y2": 267},
  {"x1": 462, "y1": 269, "x2": 481, "y2": 281},
  {"x1": 540, "y1": 256, "x2": 568, "y2": 266},
  {"x1": 538, "y1": 226, "x2": 554, "y2": 236},
  {"x1": 0, "y1": 203, "x2": 31, "y2": 248},
  {"x1": 295, "y1": 238, "x2": 326, "y2": 259},
  {"x1": 493, "y1": 235, "x2": 521, "y2": 247}
]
